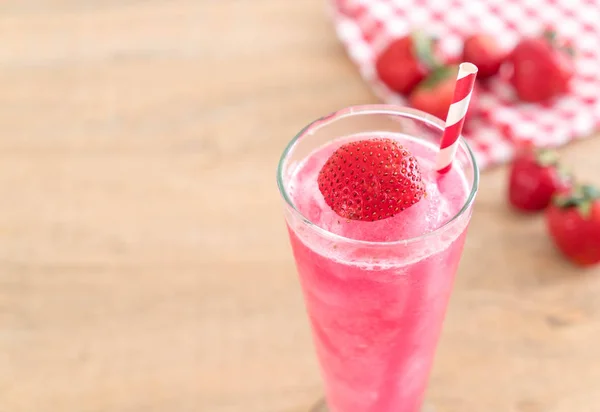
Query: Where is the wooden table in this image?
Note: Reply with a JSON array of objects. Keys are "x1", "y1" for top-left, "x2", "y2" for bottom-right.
[{"x1": 2, "y1": 1, "x2": 600, "y2": 411}]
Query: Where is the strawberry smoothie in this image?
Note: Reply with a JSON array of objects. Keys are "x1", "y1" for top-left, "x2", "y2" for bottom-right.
[{"x1": 278, "y1": 106, "x2": 477, "y2": 412}]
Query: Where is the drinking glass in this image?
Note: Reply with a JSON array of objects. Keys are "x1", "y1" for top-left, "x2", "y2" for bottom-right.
[{"x1": 277, "y1": 105, "x2": 478, "y2": 412}]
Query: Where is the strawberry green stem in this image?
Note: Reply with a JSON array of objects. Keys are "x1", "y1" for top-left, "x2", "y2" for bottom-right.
[
  {"x1": 554, "y1": 184, "x2": 600, "y2": 219},
  {"x1": 535, "y1": 148, "x2": 559, "y2": 167},
  {"x1": 411, "y1": 31, "x2": 439, "y2": 70}
]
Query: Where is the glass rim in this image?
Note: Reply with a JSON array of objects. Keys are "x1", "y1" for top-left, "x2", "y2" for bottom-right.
[{"x1": 276, "y1": 104, "x2": 480, "y2": 247}]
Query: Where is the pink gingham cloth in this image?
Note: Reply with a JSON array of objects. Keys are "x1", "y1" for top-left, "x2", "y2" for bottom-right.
[{"x1": 331, "y1": 0, "x2": 600, "y2": 169}]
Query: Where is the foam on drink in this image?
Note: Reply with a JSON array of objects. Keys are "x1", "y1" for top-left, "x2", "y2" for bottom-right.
[{"x1": 287, "y1": 132, "x2": 469, "y2": 267}]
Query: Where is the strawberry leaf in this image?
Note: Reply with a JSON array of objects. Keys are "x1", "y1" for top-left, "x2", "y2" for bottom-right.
[
  {"x1": 557, "y1": 165, "x2": 572, "y2": 182},
  {"x1": 411, "y1": 31, "x2": 439, "y2": 70},
  {"x1": 554, "y1": 184, "x2": 600, "y2": 219},
  {"x1": 577, "y1": 201, "x2": 592, "y2": 218},
  {"x1": 582, "y1": 184, "x2": 600, "y2": 199},
  {"x1": 554, "y1": 193, "x2": 577, "y2": 208},
  {"x1": 419, "y1": 65, "x2": 456, "y2": 89},
  {"x1": 564, "y1": 42, "x2": 576, "y2": 57},
  {"x1": 543, "y1": 28, "x2": 557, "y2": 46},
  {"x1": 536, "y1": 148, "x2": 559, "y2": 167}
]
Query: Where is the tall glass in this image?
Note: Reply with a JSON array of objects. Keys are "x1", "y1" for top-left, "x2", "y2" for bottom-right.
[{"x1": 277, "y1": 105, "x2": 478, "y2": 412}]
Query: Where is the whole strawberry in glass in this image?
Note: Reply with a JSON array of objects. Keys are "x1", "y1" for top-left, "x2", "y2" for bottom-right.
[{"x1": 317, "y1": 138, "x2": 425, "y2": 221}]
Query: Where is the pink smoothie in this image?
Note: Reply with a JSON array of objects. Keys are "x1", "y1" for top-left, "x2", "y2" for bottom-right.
[{"x1": 286, "y1": 133, "x2": 471, "y2": 412}]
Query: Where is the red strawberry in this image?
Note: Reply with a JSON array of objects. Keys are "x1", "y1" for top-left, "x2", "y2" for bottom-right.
[
  {"x1": 508, "y1": 143, "x2": 571, "y2": 212},
  {"x1": 317, "y1": 138, "x2": 425, "y2": 221},
  {"x1": 408, "y1": 65, "x2": 480, "y2": 121},
  {"x1": 510, "y1": 30, "x2": 575, "y2": 102},
  {"x1": 546, "y1": 184, "x2": 600, "y2": 267},
  {"x1": 375, "y1": 32, "x2": 438, "y2": 95},
  {"x1": 462, "y1": 34, "x2": 508, "y2": 78}
]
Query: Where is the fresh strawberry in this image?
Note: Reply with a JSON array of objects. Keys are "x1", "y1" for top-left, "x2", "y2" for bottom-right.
[
  {"x1": 462, "y1": 34, "x2": 508, "y2": 78},
  {"x1": 408, "y1": 65, "x2": 480, "y2": 121},
  {"x1": 375, "y1": 32, "x2": 438, "y2": 95},
  {"x1": 317, "y1": 138, "x2": 425, "y2": 221},
  {"x1": 546, "y1": 184, "x2": 600, "y2": 267},
  {"x1": 508, "y1": 143, "x2": 571, "y2": 212},
  {"x1": 509, "y1": 29, "x2": 575, "y2": 102},
  {"x1": 442, "y1": 53, "x2": 462, "y2": 66}
]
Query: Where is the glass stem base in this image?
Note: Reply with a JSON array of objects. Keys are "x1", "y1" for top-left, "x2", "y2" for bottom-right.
[
  {"x1": 309, "y1": 399, "x2": 327, "y2": 412},
  {"x1": 310, "y1": 398, "x2": 435, "y2": 412}
]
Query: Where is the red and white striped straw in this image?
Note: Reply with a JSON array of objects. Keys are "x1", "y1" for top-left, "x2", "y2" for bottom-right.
[{"x1": 435, "y1": 62, "x2": 478, "y2": 174}]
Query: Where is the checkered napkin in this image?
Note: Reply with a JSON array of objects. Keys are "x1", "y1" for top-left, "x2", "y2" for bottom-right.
[{"x1": 331, "y1": 0, "x2": 600, "y2": 169}]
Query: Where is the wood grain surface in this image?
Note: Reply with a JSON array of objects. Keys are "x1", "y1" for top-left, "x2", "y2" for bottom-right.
[{"x1": 1, "y1": 1, "x2": 600, "y2": 411}]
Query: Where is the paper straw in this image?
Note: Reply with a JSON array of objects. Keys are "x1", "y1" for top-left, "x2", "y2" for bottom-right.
[{"x1": 435, "y1": 62, "x2": 478, "y2": 173}]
